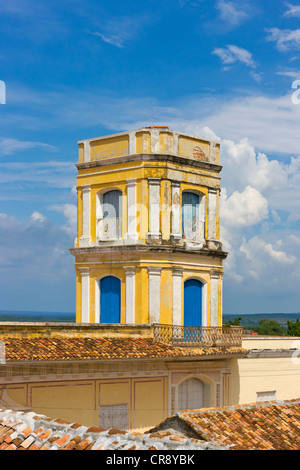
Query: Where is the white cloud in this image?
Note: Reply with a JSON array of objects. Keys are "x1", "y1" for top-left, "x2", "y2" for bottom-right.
[
  {"x1": 0, "y1": 161, "x2": 75, "y2": 189},
  {"x1": 30, "y1": 211, "x2": 46, "y2": 223},
  {"x1": 0, "y1": 137, "x2": 56, "y2": 155},
  {"x1": 266, "y1": 27, "x2": 300, "y2": 51},
  {"x1": 173, "y1": 93, "x2": 300, "y2": 156},
  {"x1": 4, "y1": 84, "x2": 300, "y2": 157},
  {"x1": 0, "y1": 211, "x2": 73, "y2": 276},
  {"x1": 215, "y1": 134, "x2": 300, "y2": 300},
  {"x1": 88, "y1": 15, "x2": 150, "y2": 48},
  {"x1": 276, "y1": 68, "x2": 300, "y2": 78},
  {"x1": 221, "y1": 186, "x2": 269, "y2": 228},
  {"x1": 264, "y1": 242, "x2": 296, "y2": 264},
  {"x1": 284, "y1": 3, "x2": 300, "y2": 18},
  {"x1": 215, "y1": 0, "x2": 249, "y2": 27},
  {"x1": 49, "y1": 203, "x2": 77, "y2": 236},
  {"x1": 212, "y1": 44, "x2": 256, "y2": 68}
]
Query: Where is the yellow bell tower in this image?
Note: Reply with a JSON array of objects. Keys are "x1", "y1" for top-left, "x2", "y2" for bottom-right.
[{"x1": 70, "y1": 126, "x2": 227, "y2": 327}]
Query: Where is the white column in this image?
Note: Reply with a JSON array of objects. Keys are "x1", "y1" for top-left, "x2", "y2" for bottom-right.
[
  {"x1": 83, "y1": 141, "x2": 90, "y2": 162},
  {"x1": 124, "y1": 266, "x2": 136, "y2": 324},
  {"x1": 172, "y1": 131, "x2": 179, "y2": 155},
  {"x1": 80, "y1": 184, "x2": 91, "y2": 247},
  {"x1": 125, "y1": 179, "x2": 138, "y2": 242},
  {"x1": 79, "y1": 267, "x2": 90, "y2": 323},
  {"x1": 129, "y1": 131, "x2": 136, "y2": 155},
  {"x1": 208, "y1": 188, "x2": 217, "y2": 241},
  {"x1": 148, "y1": 178, "x2": 161, "y2": 239},
  {"x1": 171, "y1": 181, "x2": 181, "y2": 239},
  {"x1": 210, "y1": 272, "x2": 220, "y2": 327},
  {"x1": 172, "y1": 268, "x2": 183, "y2": 325},
  {"x1": 148, "y1": 267, "x2": 161, "y2": 324},
  {"x1": 150, "y1": 128, "x2": 160, "y2": 153}
]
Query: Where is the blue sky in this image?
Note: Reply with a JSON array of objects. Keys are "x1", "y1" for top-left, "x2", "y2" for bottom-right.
[{"x1": 1, "y1": 0, "x2": 300, "y2": 315}]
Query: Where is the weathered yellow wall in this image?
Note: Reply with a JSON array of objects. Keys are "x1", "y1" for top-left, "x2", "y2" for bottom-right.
[
  {"x1": 132, "y1": 378, "x2": 167, "y2": 430},
  {"x1": 229, "y1": 356, "x2": 300, "y2": 406},
  {"x1": 90, "y1": 135, "x2": 129, "y2": 161},
  {"x1": 6, "y1": 376, "x2": 167, "y2": 431}
]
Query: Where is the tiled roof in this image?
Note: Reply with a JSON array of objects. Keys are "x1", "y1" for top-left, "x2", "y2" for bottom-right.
[
  {"x1": 0, "y1": 409, "x2": 226, "y2": 450},
  {"x1": 0, "y1": 335, "x2": 246, "y2": 362},
  {"x1": 150, "y1": 399, "x2": 300, "y2": 450}
]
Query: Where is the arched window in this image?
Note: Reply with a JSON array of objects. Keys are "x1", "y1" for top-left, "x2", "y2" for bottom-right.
[
  {"x1": 97, "y1": 190, "x2": 122, "y2": 240},
  {"x1": 182, "y1": 192, "x2": 205, "y2": 241},
  {"x1": 178, "y1": 378, "x2": 210, "y2": 411},
  {"x1": 100, "y1": 276, "x2": 121, "y2": 323},
  {"x1": 184, "y1": 279, "x2": 203, "y2": 327}
]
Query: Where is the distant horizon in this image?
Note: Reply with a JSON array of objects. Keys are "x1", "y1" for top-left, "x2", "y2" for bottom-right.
[{"x1": 0, "y1": 310, "x2": 299, "y2": 317}]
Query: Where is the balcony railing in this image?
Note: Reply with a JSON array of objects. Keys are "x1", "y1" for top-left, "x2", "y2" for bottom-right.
[{"x1": 153, "y1": 323, "x2": 243, "y2": 348}]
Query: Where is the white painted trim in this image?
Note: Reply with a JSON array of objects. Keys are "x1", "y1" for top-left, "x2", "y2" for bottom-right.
[
  {"x1": 172, "y1": 268, "x2": 183, "y2": 325},
  {"x1": 124, "y1": 266, "x2": 136, "y2": 323},
  {"x1": 208, "y1": 188, "x2": 217, "y2": 241},
  {"x1": 128, "y1": 131, "x2": 136, "y2": 155},
  {"x1": 125, "y1": 179, "x2": 138, "y2": 242},
  {"x1": 80, "y1": 185, "x2": 91, "y2": 247},
  {"x1": 147, "y1": 178, "x2": 161, "y2": 239},
  {"x1": 95, "y1": 278, "x2": 100, "y2": 323},
  {"x1": 210, "y1": 271, "x2": 220, "y2": 327},
  {"x1": 147, "y1": 266, "x2": 162, "y2": 323},
  {"x1": 79, "y1": 267, "x2": 90, "y2": 323},
  {"x1": 171, "y1": 182, "x2": 181, "y2": 239},
  {"x1": 83, "y1": 141, "x2": 90, "y2": 162}
]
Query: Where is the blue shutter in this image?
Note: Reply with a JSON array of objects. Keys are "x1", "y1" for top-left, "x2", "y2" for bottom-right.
[
  {"x1": 182, "y1": 192, "x2": 199, "y2": 238},
  {"x1": 184, "y1": 279, "x2": 202, "y2": 327},
  {"x1": 103, "y1": 190, "x2": 122, "y2": 238},
  {"x1": 100, "y1": 276, "x2": 121, "y2": 323}
]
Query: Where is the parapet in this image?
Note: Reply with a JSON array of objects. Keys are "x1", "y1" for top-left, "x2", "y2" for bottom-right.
[{"x1": 77, "y1": 126, "x2": 220, "y2": 165}]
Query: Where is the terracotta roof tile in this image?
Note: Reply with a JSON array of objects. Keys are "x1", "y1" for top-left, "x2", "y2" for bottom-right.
[
  {"x1": 0, "y1": 408, "x2": 225, "y2": 450},
  {"x1": 150, "y1": 399, "x2": 300, "y2": 450},
  {"x1": 0, "y1": 335, "x2": 246, "y2": 362}
]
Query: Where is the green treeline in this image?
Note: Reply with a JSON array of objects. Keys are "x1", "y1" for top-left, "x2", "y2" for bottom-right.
[{"x1": 224, "y1": 316, "x2": 300, "y2": 336}]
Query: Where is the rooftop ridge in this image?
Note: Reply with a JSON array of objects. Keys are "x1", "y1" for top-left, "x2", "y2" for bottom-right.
[{"x1": 177, "y1": 397, "x2": 300, "y2": 417}]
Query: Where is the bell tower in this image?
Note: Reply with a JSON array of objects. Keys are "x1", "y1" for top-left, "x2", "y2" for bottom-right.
[{"x1": 70, "y1": 126, "x2": 227, "y2": 327}]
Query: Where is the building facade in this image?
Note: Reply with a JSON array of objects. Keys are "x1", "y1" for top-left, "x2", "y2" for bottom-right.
[
  {"x1": 70, "y1": 126, "x2": 227, "y2": 328},
  {"x1": 1, "y1": 127, "x2": 300, "y2": 433}
]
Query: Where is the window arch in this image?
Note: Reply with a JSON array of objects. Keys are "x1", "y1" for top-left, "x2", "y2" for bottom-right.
[
  {"x1": 97, "y1": 189, "x2": 122, "y2": 240},
  {"x1": 178, "y1": 377, "x2": 210, "y2": 411},
  {"x1": 182, "y1": 191, "x2": 205, "y2": 241},
  {"x1": 100, "y1": 275, "x2": 121, "y2": 323}
]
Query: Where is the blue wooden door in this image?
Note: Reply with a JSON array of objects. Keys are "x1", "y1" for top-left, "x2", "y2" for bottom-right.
[
  {"x1": 100, "y1": 276, "x2": 121, "y2": 323},
  {"x1": 182, "y1": 192, "x2": 199, "y2": 239},
  {"x1": 184, "y1": 279, "x2": 202, "y2": 327}
]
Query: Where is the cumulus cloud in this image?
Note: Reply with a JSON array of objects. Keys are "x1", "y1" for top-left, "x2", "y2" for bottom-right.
[
  {"x1": 49, "y1": 203, "x2": 77, "y2": 236},
  {"x1": 0, "y1": 211, "x2": 73, "y2": 276},
  {"x1": 217, "y1": 134, "x2": 300, "y2": 310},
  {"x1": 221, "y1": 186, "x2": 269, "y2": 228}
]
